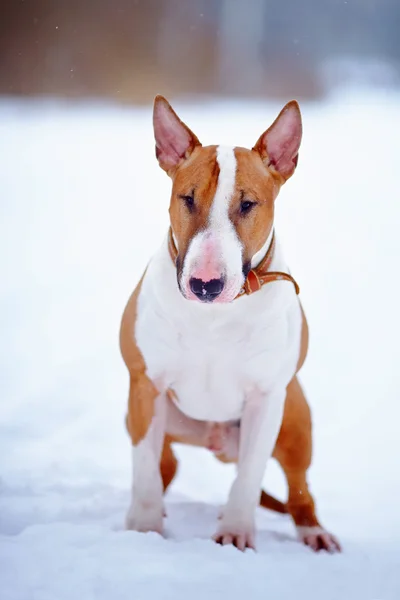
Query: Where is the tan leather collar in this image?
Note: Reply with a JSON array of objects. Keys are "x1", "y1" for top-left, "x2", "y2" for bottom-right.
[{"x1": 168, "y1": 227, "x2": 299, "y2": 298}]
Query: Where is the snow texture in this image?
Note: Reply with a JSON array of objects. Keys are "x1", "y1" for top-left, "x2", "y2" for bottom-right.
[{"x1": 1, "y1": 89, "x2": 400, "y2": 599}]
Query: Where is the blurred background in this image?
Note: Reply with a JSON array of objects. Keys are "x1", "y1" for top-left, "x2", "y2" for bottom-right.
[
  {"x1": 1, "y1": 0, "x2": 399, "y2": 103},
  {"x1": 1, "y1": 1, "x2": 400, "y2": 589}
]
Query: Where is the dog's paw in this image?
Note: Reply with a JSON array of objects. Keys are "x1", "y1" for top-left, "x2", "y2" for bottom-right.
[
  {"x1": 297, "y1": 526, "x2": 341, "y2": 553},
  {"x1": 125, "y1": 500, "x2": 164, "y2": 535},
  {"x1": 213, "y1": 518, "x2": 256, "y2": 552}
]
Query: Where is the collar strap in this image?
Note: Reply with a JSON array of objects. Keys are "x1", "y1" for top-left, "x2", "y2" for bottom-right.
[{"x1": 168, "y1": 228, "x2": 299, "y2": 297}]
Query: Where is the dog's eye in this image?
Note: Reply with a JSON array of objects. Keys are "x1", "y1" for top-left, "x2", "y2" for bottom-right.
[
  {"x1": 240, "y1": 200, "x2": 256, "y2": 215},
  {"x1": 180, "y1": 195, "x2": 195, "y2": 211}
]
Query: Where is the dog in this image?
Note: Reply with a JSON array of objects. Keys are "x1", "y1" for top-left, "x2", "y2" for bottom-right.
[{"x1": 119, "y1": 95, "x2": 340, "y2": 553}]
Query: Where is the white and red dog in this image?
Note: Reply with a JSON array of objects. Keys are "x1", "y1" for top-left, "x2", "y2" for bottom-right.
[{"x1": 120, "y1": 96, "x2": 340, "y2": 553}]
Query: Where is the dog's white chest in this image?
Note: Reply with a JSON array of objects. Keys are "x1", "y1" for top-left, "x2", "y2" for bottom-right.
[
  {"x1": 163, "y1": 316, "x2": 263, "y2": 421},
  {"x1": 134, "y1": 241, "x2": 302, "y2": 423}
]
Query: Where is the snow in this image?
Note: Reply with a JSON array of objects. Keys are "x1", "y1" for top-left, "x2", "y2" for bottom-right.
[{"x1": 1, "y1": 89, "x2": 400, "y2": 599}]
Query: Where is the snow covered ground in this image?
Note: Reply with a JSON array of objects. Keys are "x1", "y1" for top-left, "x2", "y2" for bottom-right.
[{"x1": 1, "y1": 88, "x2": 400, "y2": 599}]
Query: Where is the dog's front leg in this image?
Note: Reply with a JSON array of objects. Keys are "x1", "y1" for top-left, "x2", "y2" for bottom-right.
[
  {"x1": 214, "y1": 388, "x2": 285, "y2": 551},
  {"x1": 126, "y1": 374, "x2": 167, "y2": 534}
]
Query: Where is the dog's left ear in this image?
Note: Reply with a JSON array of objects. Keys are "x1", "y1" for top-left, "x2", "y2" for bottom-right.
[
  {"x1": 253, "y1": 101, "x2": 302, "y2": 181},
  {"x1": 153, "y1": 95, "x2": 201, "y2": 175}
]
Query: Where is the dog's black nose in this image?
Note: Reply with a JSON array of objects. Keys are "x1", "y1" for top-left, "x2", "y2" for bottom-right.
[{"x1": 189, "y1": 277, "x2": 224, "y2": 302}]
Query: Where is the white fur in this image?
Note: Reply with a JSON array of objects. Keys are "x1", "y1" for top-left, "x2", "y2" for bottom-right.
[
  {"x1": 297, "y1": 526, "x2": 327, "y2": 538},
  {"x1": 134, "y1": 232, "x2": 301, "y2": 541},
  {"x1": 166, "y1": 394, "x2": 240, "y2": 457},
  {"x1": 181, "y1": 146, "x2": 244, "y2": 301},
  {"x1": 296, "y1": 526, "x2": 340, "y2": 551},
  {"x1": 126, "y1": 394, "x2": 166, "y2": 533},
  {"x1": 135, "y1": 232, "x2": 301, "y2": 423},
  {"x1": 251, "y1": 225, "x2": 274, "y2": 268},
  {"x1": 215, "y1": 387, "x2": 286, "y2": 547}
]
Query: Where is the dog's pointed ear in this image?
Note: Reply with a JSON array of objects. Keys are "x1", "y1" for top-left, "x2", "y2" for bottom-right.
[
  {"x1": 253, "y1": 100, "x2": 302, "y2": 181},
  {"x1": 153, "y1": 95, "x2": 201, "y2": 174}
]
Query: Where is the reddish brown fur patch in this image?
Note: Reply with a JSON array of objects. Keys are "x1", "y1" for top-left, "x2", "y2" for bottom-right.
[
  {"x1": 160, "y1": 435, "x2": 178, "y2": 491},
  {"x1": 169, "y1": 145, "x2": 219, "y2": 270},
  {"x1": 273, "y1": 376, "x2": 320, "y2": 528},
  {"x1": 231, "y1": 148, "x2": 281, "y2": 264},
  {"x1": 120, "y1": 276, "x2": 159, "y2": 445}
]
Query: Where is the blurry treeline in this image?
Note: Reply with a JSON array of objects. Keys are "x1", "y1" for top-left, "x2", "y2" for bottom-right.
[{"x1": 1, "y1": 0, "x2": 399, "y2": 103}]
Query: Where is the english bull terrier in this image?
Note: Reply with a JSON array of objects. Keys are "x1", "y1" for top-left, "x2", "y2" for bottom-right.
[{"x1": 120, "y1": 95, "x2": 340, "y2": 553}]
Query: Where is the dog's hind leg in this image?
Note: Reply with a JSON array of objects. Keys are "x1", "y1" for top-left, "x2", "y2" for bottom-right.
[
  {"x1": 273, "y1": 376, "x2": 341, "y2": 552},
  {"x1": 160, "y1": 435, "x2": 178, "y2": 492}
]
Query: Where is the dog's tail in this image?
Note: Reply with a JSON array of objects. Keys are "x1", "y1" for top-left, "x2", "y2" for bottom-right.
[{"x1": 259, "y1": 489, "x2": 288, "y2": 514}]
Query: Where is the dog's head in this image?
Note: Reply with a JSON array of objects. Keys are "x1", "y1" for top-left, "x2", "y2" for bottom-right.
[{"x1": 153, "y1": 96, "x2": 302, "y2": 304}]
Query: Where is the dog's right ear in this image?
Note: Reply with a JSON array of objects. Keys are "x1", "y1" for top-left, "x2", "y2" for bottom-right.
[{"x1": 153, "y1": 95, "x2": 201, "y2": 175}]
